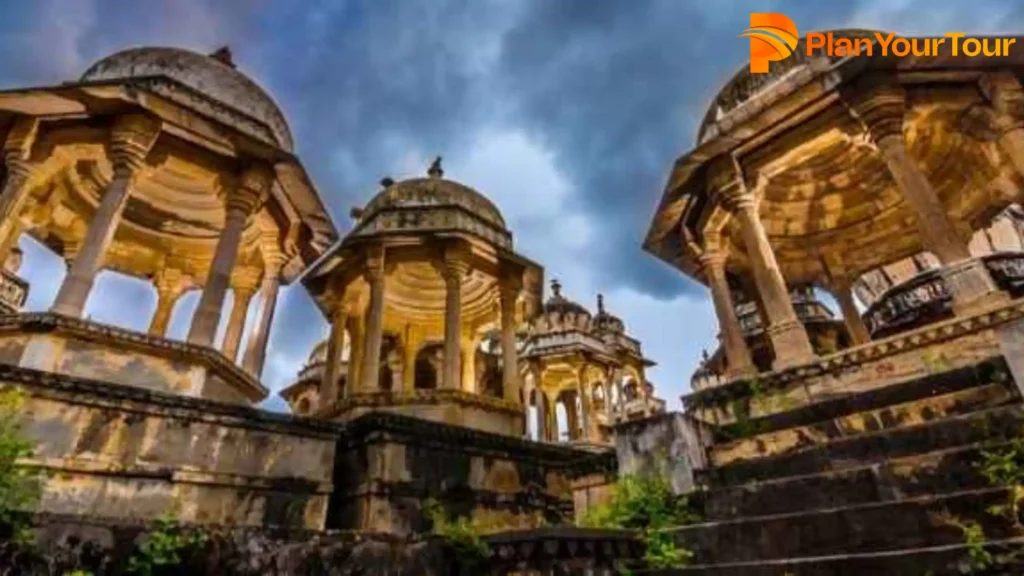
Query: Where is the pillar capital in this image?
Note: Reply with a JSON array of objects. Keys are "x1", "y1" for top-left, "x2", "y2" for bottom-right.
[
  {"x1": 225, "y1": 164, "x2": 274, "y2": 215},
  {"x1": 841, "y1": 80, "x2": 906, "y2": 144},
  {"x1": 981, "y1": 72, "x2": 1024, "y2": 126},
  {"x1": 698, "y1": 249, "x2": 728, "y2": 272},
  {"x1": 364, "y1": 248, "x2": 386, "y2": 282},
  {"x1": 707, "y1": 155, "x2": 756, "y2": 214},
  {"x1": 3, "y1": 116, "x2": 39, "y2": 167},
  {"x1": 110, "y1": 114, "x2": 161, "y2": 176},
  {"x1": 440, "y1": 249, "x2": 470, "y2": 283}
]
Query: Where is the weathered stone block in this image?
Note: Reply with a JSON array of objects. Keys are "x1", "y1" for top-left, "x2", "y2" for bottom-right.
[{"x1": 614, "y1": 412, "x2": 712, "y2": 494}]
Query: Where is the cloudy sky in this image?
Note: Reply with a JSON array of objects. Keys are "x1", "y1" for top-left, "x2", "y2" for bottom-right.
[{"x1": 1, "y1": 0, "x2": 1021, "y2": 411}]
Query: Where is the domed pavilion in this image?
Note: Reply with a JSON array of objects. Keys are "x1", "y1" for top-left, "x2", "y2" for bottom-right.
[
  {"x1": 0, "y1": 46, "x2": 336, "y2": 403},
  {"x1": 645, "y1": 29, "x2": 1024, "y2": 382},
  {"x1": 300, "y1": 158, "x2": 544, "y2": 435},
  {"x1": 520, "y1": 280, "x2": 661, "y2": 444}
]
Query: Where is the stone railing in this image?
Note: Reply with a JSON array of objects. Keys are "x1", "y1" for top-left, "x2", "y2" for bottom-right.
[
  {"x1": 0, "y1": 269, "x2": 28, "y2": 314},
  {"x1": 864, "y1": 253, "x2": 1024, "y2": 338}
]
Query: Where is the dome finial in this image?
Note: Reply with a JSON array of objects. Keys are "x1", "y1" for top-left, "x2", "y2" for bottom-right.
[
  {"x1": 428, "y1": 156, "x2": 444, "y2": 178},
  {"x1": 209, "y1": 46, "x2": 236, "y2": 69},
  {"x1": 597, "y1": 293, "x2": 605, "y2": 313},
  {"x1": 380, "y1": 176, "x2": 395, "y2": 188},
  {"x1": 551, "y1": 278, "x2": 562, "y2": 298}
]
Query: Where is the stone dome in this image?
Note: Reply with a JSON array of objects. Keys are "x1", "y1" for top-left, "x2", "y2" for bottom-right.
[
  {"x1": 697, "y1": 29, "x2": 882, "y2": 144},
  {"x1": 592, "y1": 294, "x2": 625, "y2": 333},
  {"x1": 361, "y1": 158, "x2": 507, "y2": 230},
  {"x1": 542, "y1": 279, "x2": 591, "y2": 319},
  {"x1": 81, "y1": 46, "x2": 294, "y2": 151}
]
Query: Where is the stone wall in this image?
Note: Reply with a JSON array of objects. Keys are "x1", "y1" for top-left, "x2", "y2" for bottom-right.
[
  {"x1": 614, "y1": 413, "x2": 712, "y2": 495},
  {"x1": 327, "y1": 413, "x2": 597, "y2": 535},
  {"x1": 6, "y1": 363, "x2": 336, "y2": 530}
]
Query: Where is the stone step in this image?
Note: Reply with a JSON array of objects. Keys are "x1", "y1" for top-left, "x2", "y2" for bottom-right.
[
  {"x1": 667, "y1": 487, "x2": 1021, "y2": 565},
  {"x1": 651, "y1": 537, "x2": 1024, "y2": 575},
  {"x1": 702, "y1": 439, "x2": 1016, "y2": 520},
  {"x1": 703, "y1": 404, "x2": 1024, "y2": 488},
  {"x1": 710, "y1": 382, "x2": 1016, "y2": 467},
  {"x1": 713, "y1": 356, "x2": 1010, "y2": 443}
]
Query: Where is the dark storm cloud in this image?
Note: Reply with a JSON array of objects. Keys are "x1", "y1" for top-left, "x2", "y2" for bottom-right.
[{"x1": 494, "y1": 0, "x2": 868, "y2": 299}]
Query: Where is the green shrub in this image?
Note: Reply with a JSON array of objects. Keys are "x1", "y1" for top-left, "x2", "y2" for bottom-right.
[
  {"x1": 0, "y1": 387, "x2": 45, "y2": 543},
  {"x1": 423, "y1": 499, "x2": 490, "y2": 573},
  {"x1": 580, "y1": 474, "x2": 699, "y2": 570},
  {"x1": 127, "y1": 515, "x2": 208, "y2": 576}
]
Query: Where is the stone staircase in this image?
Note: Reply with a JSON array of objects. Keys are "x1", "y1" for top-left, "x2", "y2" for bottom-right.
[{"x1": 659, "y1": 357, "x2": 1024, "y2": 575}]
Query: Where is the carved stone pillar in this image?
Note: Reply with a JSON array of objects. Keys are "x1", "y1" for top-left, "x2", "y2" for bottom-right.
[
  {"x1": 546, "y1": 391, "x2": 558, "y2": 441},
  {"x1": 968, "y1": 72, "x2": 1024, "y2": 180},
  {"x1": 576, "y1": 366, "x2": 591, "y2": 442},
  {"x1": 241, "y1": 255, "x2": 285, "y2": 378},
  {"x1": 347, "y1": 313, "x2": 365, "y2": 393},
  {"x1": 402, "y1": 325, "x2": 420, "y2": 392},
  {"x1": 847, "y1": 82, "x2": 1004, "y2": 312},
  {"x1": 499, "y1": 273, "x2": 521, "y2": 404},
  {"x1": 832, "y1": 280, "x2": 870, "y2": 346},
  {"x1": 535, "y1": 384, "x2": 548, "y2": 441},
  {"x1": 360, "y1": 250, "x2": 386, "y2": 392},
  {"x1": 188, "y1": 167, "x2": 271, "y2": 346},
  {"x1": 460, "y1": 335, "x2": 477, "y2": 393},
  {"x1": 149, "y1": 269, "x2": 188, "y2": 337},
  {"x1": 221, "y1": 281, "x2": 258, "y2": 362},
  {"x1": 441, "y1": 250, "x2": 468, "y2": 390},
  {"x1": 321, "y1": 303, "x2": 349, "y2": 408},
  {"x1": 614, "y1": 370, "x2": 626, "y2": 414},
  {"x1": 0, "y1": 118, "x2": 39, "y2": 262},
  {"x1": 712, "y1": 157, "x2": 814, "y2": 369},
  {"x1": 700, "y1": 249, "x2": 756, "y2": 377},
  {"x1": 52, "y1": 115, "x2": 161, "y2": 317}
]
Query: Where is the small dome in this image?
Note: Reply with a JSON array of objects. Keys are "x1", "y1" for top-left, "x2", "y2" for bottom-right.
[
  {"x1": 81, "y1": 46, "x2": 293, "y2": 151},
  {"x1": 306, "y1": 339, "x2": 329, "y2": 366},
  {"x1": 592, "y1": 294, "x2": 625, "y2": 333},
  {"x1": 361, "y1": 157, "x2": 506, "y2": 229},
  {"x1": 543, "y1": 279, "x2": 591, "y2": 318}
]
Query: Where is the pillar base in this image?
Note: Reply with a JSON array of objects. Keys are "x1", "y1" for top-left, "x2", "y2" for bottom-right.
[
  {"x1": 766, "y1": 319, "x2": 816, "y2": 371},
  {"x1": 943, "y1": 258, "x2": 1009, "y2": 315}
]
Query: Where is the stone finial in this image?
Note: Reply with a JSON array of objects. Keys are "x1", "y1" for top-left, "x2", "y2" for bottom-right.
[
  {"x1": 597, "y1": 293, "x2": 605, "y2": 313},
  {"x1": 551, "y1": 278, "x2": 562, "y2": 298},
  {"x1": 209, "y1": 46, "x2": 236, "y2": 68},
  {"x1": 380, "y1": 176, "x2": 395, "y2": 188},
  {"x1": 350, "y1": 206, "x2": 364, "y2": 221},
  {"x1": 428, "y1": 156, "x2": 443, "y2": 178},
  {"x1": 701, "y1": 348, "x2": 709, "y2": 363}
]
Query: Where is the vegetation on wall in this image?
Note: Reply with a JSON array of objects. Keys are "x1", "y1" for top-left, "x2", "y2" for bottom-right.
[
  {"x1": 126, "y1": 515, "x2": 209, "y2": 576},
  {"x1": 0, "y1": 386, "x2": 44, "y2": 543},
  {"x1": 580, "y1": 473, "x2": 700, "y2": 570},
  {"x1": 423, "y1": 498, "x2": 490, "y2": 573}
]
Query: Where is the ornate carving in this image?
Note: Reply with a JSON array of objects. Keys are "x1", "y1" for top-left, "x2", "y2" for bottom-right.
[
  {"x1": 109, "y1": 114, "x2": 162, "y2": 175},
  {"x1": 841, "y1": 80, "x2": 907, "y2": 144}
]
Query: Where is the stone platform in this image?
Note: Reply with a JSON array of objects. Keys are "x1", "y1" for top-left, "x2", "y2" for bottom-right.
[{"x1": 0, "y1": 312, "x2": 267, "y2": 404}]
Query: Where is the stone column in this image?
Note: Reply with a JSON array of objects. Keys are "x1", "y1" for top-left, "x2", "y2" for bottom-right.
[
  {"x1": 149, "y1": 269, "x2": 188, "y2": 337},
  {"x1": 360, "y1": 250, "x2": 386, "y2": 392},
  {"x1": 535, "y1": 385, "x2": 547, "y2": 441},
  {"x1": 347, "y1": 313, "x2": 365, "y2": 393},
  {"x1": 52, "y1": 115, "x2": 161, "y2": 317},
  {"x1": 321, "y1": 304, "x2": 349, "y2": 407},
  {"x1": 0, "y1": 118, "x2": 39, "y2": 262},
  {"x1": 460, "y1": 335, "x2": 477, "y2": 393},
  {"x1": 701, "y1": 249, "x2": 755, "y2": 376},
  {"x1": 614, "y1": 370, "x2": 626, "y2": 415},
  {"x1": 847, "y1": 82, "x2": 1004, "y2": 312},
  {"x1": 711, "y1": 157, "x2": 815, "y2": 369},
  {"x1": 401, "y1": 325, "x2": 420, "y2": 392},
  {"x1": 241, "y1": 256, "x2": 284, "y2": 377},
  {"x1": 832, "y1": 280, "x2": 870, "y2": 345},
  {"x1": 576, "y1": 367, "x2": 591, "y2": 442},
  {"x1": 188, "y1": 168, "x2": 271, "y2": 346},
  {"x1": 964, "y1": 72, "x2": 1024, "y2": 180},
  {"x1": 499, "y1": 274, "x2": 522, "y2": 404},
  {"x1": 441, "y1": 250, "x2": 468, "y2": 390},
  {"x1": 221, "y1": 282, "x2": 257, "y2": 362}
]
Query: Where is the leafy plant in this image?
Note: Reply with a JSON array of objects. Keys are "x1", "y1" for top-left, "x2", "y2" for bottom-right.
[
  {"x1": 126, "y1": 515, "x2": 208, "y2": 576},
  {"x1": 0, "y1": 387, "x2": 45, "y2": 544},
  {"x1": 423, "y1": 499, "x2": 490, "y2": 573},
  {"x1": 580, "y1": 474, "x2": 699, "y2": 570}
]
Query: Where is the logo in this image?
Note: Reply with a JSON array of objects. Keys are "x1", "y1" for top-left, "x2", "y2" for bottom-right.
[
  {"x1": 741, "y1": 13, "x2": 1017, "y2": 74},
  {"x1": 741, "y1": 13, "x2": 799, "y2": 74}
]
